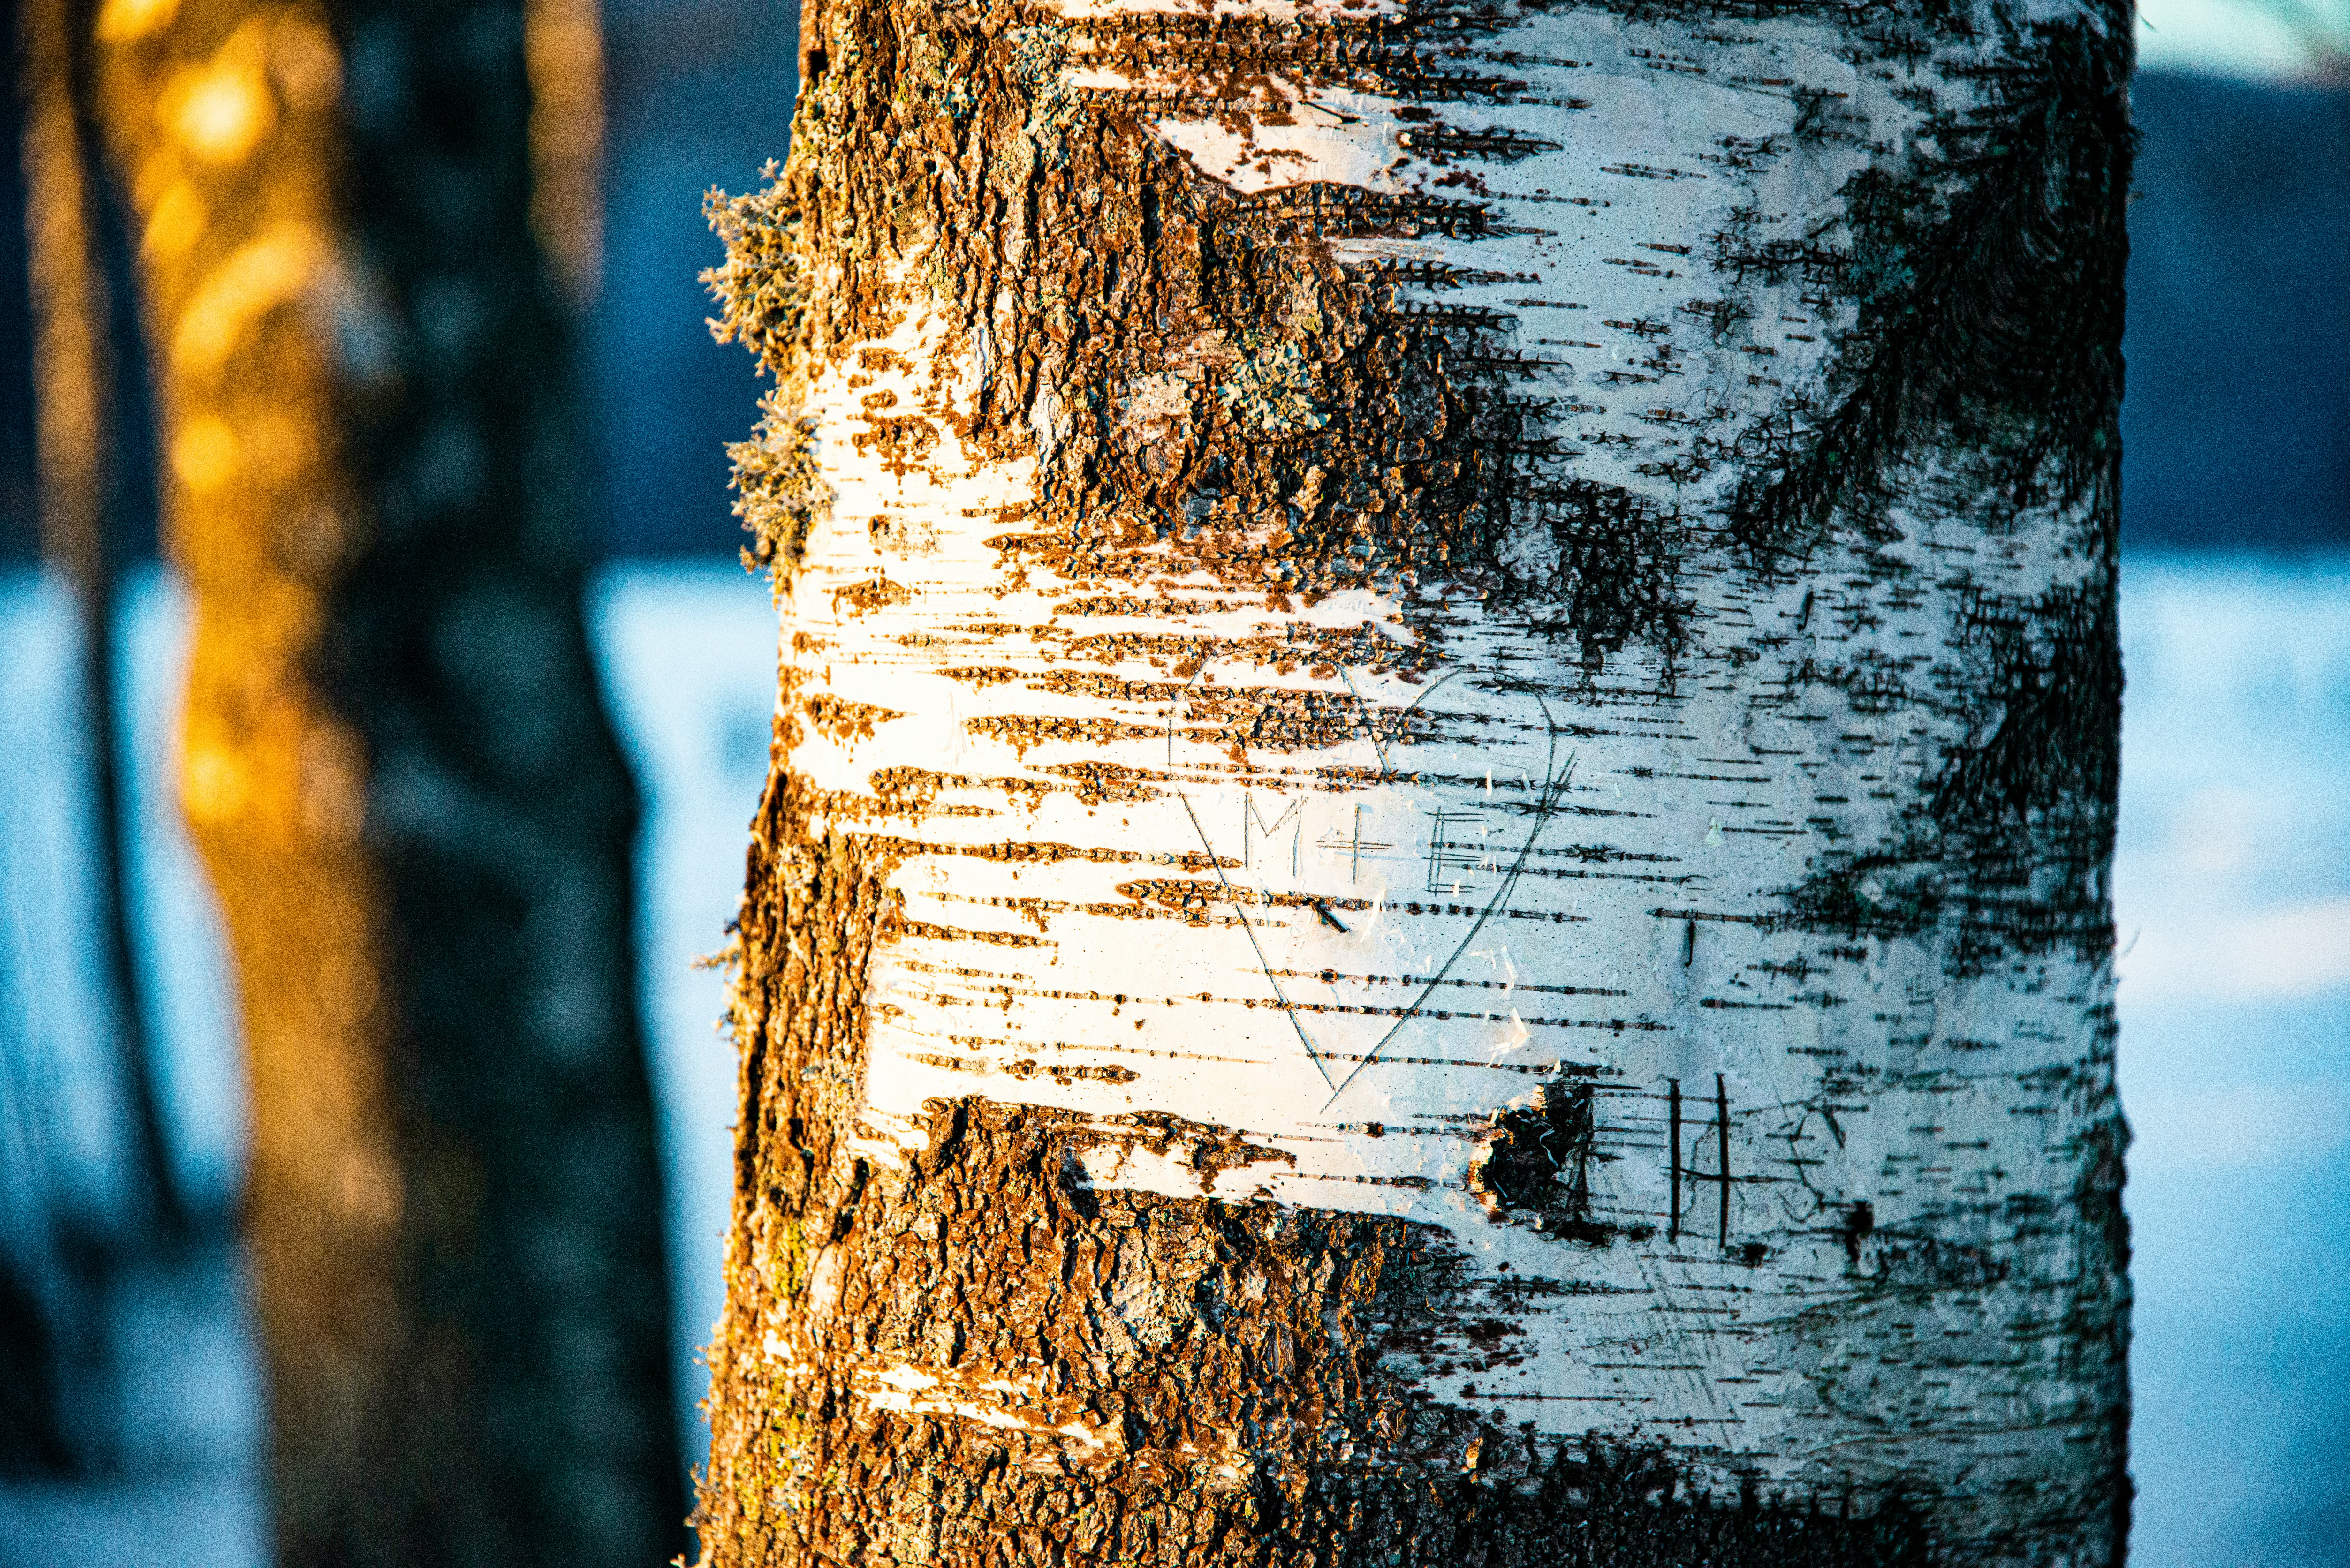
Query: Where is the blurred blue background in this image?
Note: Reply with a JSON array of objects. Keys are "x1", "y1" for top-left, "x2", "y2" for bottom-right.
[{"x1": 1, "y1": 0, "x2": 2346, "y2": 1562}]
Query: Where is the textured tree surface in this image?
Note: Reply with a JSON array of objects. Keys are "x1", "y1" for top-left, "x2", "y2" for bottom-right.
[
  {"x1": 703, "y1": 0, "x2": 2131, "y2": 1563},
  {"x1": 90, "y1": 0, "x2": 683, "y2": 1562}
]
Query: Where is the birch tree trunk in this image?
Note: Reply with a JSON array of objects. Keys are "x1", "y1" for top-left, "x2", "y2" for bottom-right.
[
  {"x1": 88, "y1": 0, "x2": 683, "y2": 1562},
  {"x1": 702, "y1": 0, "x2": 2133, "y2": 1561}
]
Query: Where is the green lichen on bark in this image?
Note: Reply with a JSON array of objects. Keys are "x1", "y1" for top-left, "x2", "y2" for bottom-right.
[
  {"x1": 700, "y1": 0, "x2": 2132, "y2": 1561},
  {"x1": 704, "y1": 0, "x2": 1717, "y2": 669}
]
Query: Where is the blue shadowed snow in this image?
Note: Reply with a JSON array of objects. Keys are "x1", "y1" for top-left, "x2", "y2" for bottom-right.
[
  {"x1": 0, "y1": 570, "x2": 265, "y2": 1567},
  {"x1": 2115, "y1": 557, "x2": 2350, "y2": 1568},
  {"x1": 2, "y1": 556, "x2": 2346, "y2": 1563},
  {"x1": 587, "y1": 563, "x2": 781, "y2": 1468},
  {"x1": 113, "y1": 571, "x2": 245, "y2": 1209},
  {"x1": 1, "y1": 573, "x2": 141, "y2": 1233}
]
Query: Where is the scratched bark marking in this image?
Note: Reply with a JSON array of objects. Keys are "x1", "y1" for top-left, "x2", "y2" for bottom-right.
[{"x1": 702, "y1": 0, "x2": 2130, "y2": 1563}]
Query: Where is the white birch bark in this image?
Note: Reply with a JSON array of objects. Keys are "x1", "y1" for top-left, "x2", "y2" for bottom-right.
[{"x1": 704, "y1": 0, "x2": 2132, "y2": 1560}]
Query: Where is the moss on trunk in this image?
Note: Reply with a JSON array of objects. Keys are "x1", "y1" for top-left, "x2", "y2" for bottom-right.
[{"x1": 701, "y1": 0, "x2": 2131, "y2": 1562}]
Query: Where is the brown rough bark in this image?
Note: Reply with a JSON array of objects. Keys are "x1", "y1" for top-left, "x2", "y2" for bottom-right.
[
  {"x1": 87, "y1": 0, "x2": 685, "y2": 1561},
  {"x1": 700, "y1": 0, "x2": 2132, "y2": 1563}
]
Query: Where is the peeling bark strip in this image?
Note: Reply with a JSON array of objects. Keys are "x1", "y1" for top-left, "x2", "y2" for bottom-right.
[{"x1": 705, "y1": 0, "x2": 2130, "y2": 1562}]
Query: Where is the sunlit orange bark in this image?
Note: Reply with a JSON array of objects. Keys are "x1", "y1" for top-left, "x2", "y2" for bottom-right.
[
  {"x1": 90, "y1": 0, "x2": 682, "y2": 1561},
  {"x1": 696, "y1": 0, "x2": 2133, "y2": 1563}
]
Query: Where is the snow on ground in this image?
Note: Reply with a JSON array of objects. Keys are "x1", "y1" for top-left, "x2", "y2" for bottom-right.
[
  {"x1": 2114, "y1": 556, "x2": 2350, "y2": 1568},
  {"x1": 0, "y1": 556, "x2": 2343, "y2": 1565},
  {"x1": 587, "y1": 565, "x2": 780, "y2": 1468}
]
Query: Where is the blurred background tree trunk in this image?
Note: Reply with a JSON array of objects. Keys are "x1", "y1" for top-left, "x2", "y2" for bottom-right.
[
  {"x1": 699, "y1": 0, "x2": 2132, "y2": 1563},
  {"x1": 19, "y1": 0, "x2": 181, "y2": 1250},
  {"x1": 86, "y1": 0, "x2": 684, "y2": 1562}
]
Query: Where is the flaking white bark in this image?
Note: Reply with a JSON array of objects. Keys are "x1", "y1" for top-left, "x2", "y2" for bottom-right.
[{"x1": 711, "y1": 0, "x2": 2130, "y2": 1559}]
